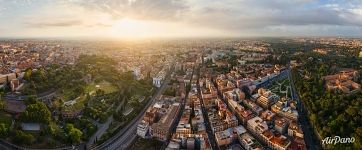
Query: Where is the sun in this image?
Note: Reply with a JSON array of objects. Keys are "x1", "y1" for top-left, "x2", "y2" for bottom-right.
[
  {"x1": 110, "y1": 18, "x2": 152, "y2": 38},
  {"x1": 106, "y1": 17, "x2": 224, "y2": 39},
  {"x1": 114, "y1": 18, "x2": 148, "y2": 31}
]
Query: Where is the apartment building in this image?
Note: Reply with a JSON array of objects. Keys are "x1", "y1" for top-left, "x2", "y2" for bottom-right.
[{"x1": 152, "y1": 103, "x2": 181, "y2": 141}]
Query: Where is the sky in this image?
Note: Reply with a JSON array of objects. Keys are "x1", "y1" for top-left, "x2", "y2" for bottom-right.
[{"x1": 0, "y1": 0, "x2": 362, "y2": 39}]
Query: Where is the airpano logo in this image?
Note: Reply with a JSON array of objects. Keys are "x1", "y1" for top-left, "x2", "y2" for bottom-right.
[{"x1": 322, "y1": 136, "x2": 355, "y2": 145}]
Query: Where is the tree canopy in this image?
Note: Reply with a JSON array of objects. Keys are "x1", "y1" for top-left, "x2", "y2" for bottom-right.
[
  {"x1": 65, "y1": 123, "x2": 83, "y2": 144},
  {"x1": 20, "y1": 101, "x2": 51, "y2": 124},
  {"x1": 292, "y1": 52, "x2": 362, "y2": 149}
]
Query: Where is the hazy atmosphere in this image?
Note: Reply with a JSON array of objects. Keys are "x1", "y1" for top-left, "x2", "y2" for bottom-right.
[
  {"x1": 1, "y1": 1, "x2": 362, "y2": 150},
  {"x1": 1, "y1": 0, "x2": 362, "y2": 38}
]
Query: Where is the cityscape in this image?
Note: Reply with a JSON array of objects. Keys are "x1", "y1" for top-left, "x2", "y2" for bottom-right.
[{"x1": 0, "y1": 1, "x2": 362, "y2": 150}]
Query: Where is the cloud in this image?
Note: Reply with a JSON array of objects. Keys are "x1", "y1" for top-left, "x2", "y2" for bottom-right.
[
  {"x1": 22, "y1": 16, "x2": 114, "y2": 29},
  {"x1": 0, "y1": 7, "x2": 6, "y2": 15},
  {"x1": 2, "y1": 0, "x2": 362, "y2": 37},
  {"x1": 86, "y1": 23, "x2": 113, "y2": 28},
  {"x1": 24, "y1": 19, "x2": 83, "y2": 28},
  {"x1": 17, "y1": 1, "x2": 115, "y2": 29},
  {"x1": 171, "y1": 0, "x2": 362, "y2": 36},
  {"x1": 67, "y1": 0, "x2": 189, "y2": 21},
  {"x1": 264, "y1": 24, "x2": 362, "y2": 37},
  {"x1": 64, "y1": 0, "x2": 362, "y2": 33}
]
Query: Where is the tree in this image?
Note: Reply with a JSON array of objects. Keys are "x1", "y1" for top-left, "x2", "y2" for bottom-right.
[
  {"x1": 129, "y1": 97, "x2": 140, "y2": 108},
  {"x1": 310, "y1": 113, "x2": 317, "y2": 125},
  {"x1": 23, "y1": 68, "x2": 32, "y2": 81},
  {"x1": 346, "y1": 107, "x2": 357, "y2": 116},
  {"x1": 0, "y1": 99, "x2": 4, "y2": 111},
  {"x1": 164, "y1": 88, "x2": 176, "y2": 97},
  {"x1": 20, "y1": 101, "x2": 51, "y2": 124},
  {"x1": 12, "y1": 130, "x2": 34, "y2": 145},
  {"x1": 65, "y1": 123, "x2": 83, "y2": 144},
  {"x1": 96, "y1": 89, "x2": 105, "y2": 96},
  {"x1": 38, "y1": 68, "x2": 47, "y2": 81},
  {"x1": 113, "y1": 111, "x2": 125, "y2": 122},
  {"x1": 24, "y1": 96, "x2": 37, "y2": 105},
  {"x1": 0, "y1": 123, "x2": 9, "y2": 138},
  {"x1": 292, "y1": 51, "x2": 362, "y2": 147}
]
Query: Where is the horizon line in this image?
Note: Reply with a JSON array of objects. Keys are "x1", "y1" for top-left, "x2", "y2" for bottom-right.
[{"x1": 1, "y1": 35, "x2": 362, "y2": 41}]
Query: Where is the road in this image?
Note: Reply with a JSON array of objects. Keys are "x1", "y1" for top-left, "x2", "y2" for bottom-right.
[
  {"x1": 0, "y1": 67, "x2": 173, "y2": 150},
  {"x1": 91, "y1": 66, "x2": 173, "y2": 150},
  {"x1": 211, "y1": 77, "x2": 268, "y2": 149},
  {"x1": 193, "y1": 65, "x2": 219, "y2": 150},
  {"x1": 287, "y1": 67, "x2": 321, "y2": 150},
  {"x1": 0, "y1": 140, "x2": 83, "y2": 150},
  {"x1": 87, "y1": 117, "x2": 113, "y2": 147},
  {"x1": 87, "y1": 99, "x2": 126, "y2": 147},
  {"x1": 161, "y1": 64, "x2": 196, "y2": 150}
]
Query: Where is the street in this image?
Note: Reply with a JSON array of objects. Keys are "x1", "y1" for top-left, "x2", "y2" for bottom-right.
[
  {"x1": 90, "y1": 65, "x2": 174, "y2": 150},
  {"x1": 287, "y1": 67, "x2": 321, "y2": 150},
  {"x1": 195, "y1": 66, "x2": 220, "y2": 150}
]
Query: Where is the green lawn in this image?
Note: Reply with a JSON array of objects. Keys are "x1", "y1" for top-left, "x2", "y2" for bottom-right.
[
  {"x1": 59, "y1": 88, "x2": 79, "y2": 101},
  {"x1": 61, "y1": 80, "x2": 118, "y2": 112},
  {"x1": 62, "y1": 95, "x2": 87, "y2": 112},
  {"x1": 269, "y1": 78, "x2": 291, "y2": 98},
  {"x1": 85, "y1": 80, "x2": 118, "y2": 94},
  {"x1": 0, "y1": 113, "x2": 12, "y2": 127}
]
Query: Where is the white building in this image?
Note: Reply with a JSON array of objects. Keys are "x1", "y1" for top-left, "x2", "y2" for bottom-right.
[
  {"x1": 153, "y1": 70, "x2": 166, "y2": 88},
  {"x1": 271, "y1": 100, "x2": 299, "y2": 121},
  {"x1": 239, "y1": 133, "x2": 262, "y2": 150},
  {"x1": 153, "y1": 76, "x2": 163, "y2": 88},
  {"x1": 234, "y1": 125, "x2": 247, "y2": 136},
  {"x1": 247, "y1": 116, "x2": 268, "y2": 134},
  {"x1": 137, "y1": 121, "x2": 151, "y2": 138},
  {"x1": 21, "y1": 123, "x2": 40, "y2": 131},
  {"x1": 132, "y1": 67, "x2": 143, "y2": 80},
  {"x1": 166, "y1": 141, "x2": 181, "y2": 150},
  {"x1": 256, "y1": 88, "x2": 280, "y2": 109}
]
